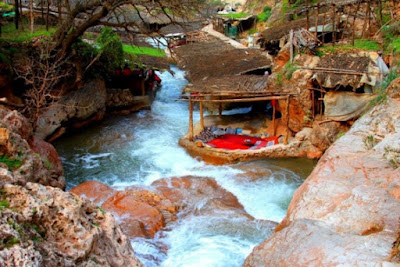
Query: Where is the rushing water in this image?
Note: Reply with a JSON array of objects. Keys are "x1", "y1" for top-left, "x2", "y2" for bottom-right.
[{"x1": 54, "y1": 65, "x2": 316, "y2": 267}]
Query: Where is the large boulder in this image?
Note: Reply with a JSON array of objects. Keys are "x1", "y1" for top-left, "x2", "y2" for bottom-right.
[
  {"x1": 71, "y1": 181, "x2": 177, "y2": 238},
  {"x1": 309, "y1": 121, "x2": 347, "y2": 152},
  {"x1": 35, "y1": 79, "x2": 107, "y2": 140},
  {"x1": 0, "y1": 108, "x2": 65, "y2": 189},
  {"x1": 0, "y1": 183, "x2": 142, "y2": 267},
  {"x1": 245, "y1": 95, "x2": 400, "y2": 265},
  {"x1": 152, "y1": 176, "x2": 250, "y2": 218}
]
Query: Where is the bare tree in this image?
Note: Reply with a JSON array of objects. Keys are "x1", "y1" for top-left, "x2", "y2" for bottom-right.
[
  {"x1": 52, "y1": 0, "x2": 207, "y2": 55},
  {"x1": 13, "y1": 40, "x2": 72, "y2": 130}
]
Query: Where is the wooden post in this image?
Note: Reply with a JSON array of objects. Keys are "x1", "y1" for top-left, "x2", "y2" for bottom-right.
[
  {"x1": 306, "y1": 0, "x2": 310, "y2": 31},
  {"x1": 362, "y1": 0, "x2": 370, "y2": 38},
  {"x1": 272, "y1": 102, "x2": 276, "y2": 136},
  {"x1": 289, "y1": 29, "x2": 294, "y2": 63},
  {"x1": 199, "y1": 97, "x2": 204, "y2": 131},
  {"x1": 322, "y1": 11, "x2": 326, "y2": 45},
  {"x1": 315, "y1": 2, "x2": 320, "y2": 39},
  {"x1": 332, "y1": 4, "x2": 336, "y2": 45},
  {"x1": 218, "y1": 97, "x2": 222, "y2": 119},
  {"x1": 352, "y1": 1, "x2": 361, "y2": 46},
  {"x1": 284, "y1": 96, "x2": 290, "y2": 145},
  {"x1": 188, "y1": 97, "x2": 194, "y2": 141},
  {"x1": 311, "y1": 89, "x2": 315, "y2": 118}
]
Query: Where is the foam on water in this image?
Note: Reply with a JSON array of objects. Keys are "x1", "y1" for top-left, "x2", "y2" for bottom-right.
[{"x1": 55, "y1": 65, "x2": 315, "y2": 266}]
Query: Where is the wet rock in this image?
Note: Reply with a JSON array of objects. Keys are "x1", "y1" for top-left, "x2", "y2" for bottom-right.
[
  {"x1": 0, "y1": 183, "x2": 142, "y2": 267},
  {"x1": 71, "y1": 182, "x2": 177, "y2": 238},
  {"x1": 70, "y1": 180, "x2": 116, "y2": 205},
  {"x1": 152, "y1": 176, "x2": 251, "y2": 219},
  {"x1": 35, "y1": 79, "x2": 107, "y2": 140},
  {"x1": 101, "y1": 189, "x2": 176, "y2": 238},
  {"x1": 245, "y1": 96, "x2": 400, "y2": 265}
]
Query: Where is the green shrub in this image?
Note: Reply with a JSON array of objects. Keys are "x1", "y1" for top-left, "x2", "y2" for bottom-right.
[
  {"x1": 0, "y1": 155, "x2": 22, "y2": 170},
  {"x1": 257, "y1": 6, "x2": 271, "y2": 22},
  {"x1": 284, "y1": 62, "x2": 299, "y2": 79},
  {"x1": 96, "y1": 27, "x2": 124, "y2": 71}
]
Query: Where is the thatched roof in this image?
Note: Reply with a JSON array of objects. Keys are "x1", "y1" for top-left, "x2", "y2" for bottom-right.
[
  {"x1": 313, "y1": 53, "x2": 377, "y2": 90},
  {"x1": 185, "y1": 75, "x2": 269, "y2": 92},
  {"x1": 159, "y1": 21, "x2": 204, "y2": 35},
  {"x1": 261, "y1": 15, "x2": 332, "y2": 44},
  {"x1": 174, "y1": 39, "x2": 272, "y2": 84}
]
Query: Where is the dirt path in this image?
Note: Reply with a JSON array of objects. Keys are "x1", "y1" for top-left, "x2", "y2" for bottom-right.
[{"x1": 201, "y1": 24, "x2": 247, "y2": 49}]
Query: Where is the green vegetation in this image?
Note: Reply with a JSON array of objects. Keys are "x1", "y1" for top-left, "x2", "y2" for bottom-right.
[
  {"x1": 122, "y1": 45, "x2": 165, "y2": 57},
  {"x1": 318, "y1": 39, "x2": 380, "y2": 56},
  {"x1": 276, "y1": 72, "x2": 283, "y2": 85},
  {"x1": 284, "y1": 62, "x2": 299, "y2": 79},
  {"x1": 384, "y1": 146, "x2": 400, "y2": 169},
  {"x1": 97, "y1": 206, "x2": 105, "y2": 214},
  {"x1": 97, "y1": 27, "x2": 124, "y2": 70},
  {"x1": 219, "y1": 12, "x2": 249, "y2": 19},
  {"x1": 257, "y1": 6, "x2": 271, "y2": 22},
  {"x1": 363, "y1": 134, "x2": 378, "y2": 149},
  {"x1": 0, "y1": 2, "x2": 13, "y2": 12},
  {"x1": 0, "y1": 200, "x2": 9, "y2": 209},
  {"x1": 0, "y1": 155, "x2": 23, "y2": 170},
  {"x1": 44, "y1": 160, "x2": 52, "y2": 170},
  {"x1": 0, "y1": 22, "x2": 56, "y2": 42},
  {"x1": 336, "y1": 132, "x2": 347, "y2": 140}
]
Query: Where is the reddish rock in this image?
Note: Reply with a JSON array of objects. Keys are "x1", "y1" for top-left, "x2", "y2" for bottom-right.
[
  {"x1": 70, "y1": 180, "x2": 115, "y2": 204},
  {"x1": 245, "y1": 97, "x2": 400, "y2": 265},
  {"x1": 71, "y1": 181, "x2": 177, "y2": 238},
  {"x1": 28, "y1": 137, "x2": 64, "y2": 180},
  {"x1": 152, "y1": 176, "x2": 250, "y2": 218},
  {"x1": 102, "y1": 191, "x2": 165, "y2": 238}
]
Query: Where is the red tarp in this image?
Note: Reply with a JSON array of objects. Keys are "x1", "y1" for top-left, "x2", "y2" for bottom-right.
[{"x1": 207, "y1": 134, "x2": 278, "y2": 150}]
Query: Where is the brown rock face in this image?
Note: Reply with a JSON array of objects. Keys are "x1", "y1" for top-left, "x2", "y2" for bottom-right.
[
  {"x1": 0, "y1": 107, "x2": 65, "y2": 189},
  {"x1": 35, "y1": 79, "x2": 107, "y2": 141},
  {"x1": 245, "y1": 97, "x2": 400, "y2": 265},
  {"x1": 152, "y1": 176, "x2": 250, "y2": 219},
  {"x1": 309, "y1": 121, "x2": 347, "y2": 152},
  {"x1": 71, "y1": 182, "x2": 177, "y2": 238},
  {"x1": 70, "y1": 180, "x2": 115, "y2": 204},
  {"x1": 28, "y1": 137, "x2": 64, "y2": 182},
  {"x1": 0, "y1": 183, "x2": 142, "y2": 267}
]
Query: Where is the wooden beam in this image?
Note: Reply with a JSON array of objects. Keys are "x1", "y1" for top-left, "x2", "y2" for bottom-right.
[
  {"x1": 315, "y1": 2, "x2": 319, "y2": 39},
  {"x1": 289, "y1": 29, "x2": 294, "y2": 63},
  {"x1": 188, "y1": 97, "x2": 194, "y2": 141},
  {"x1": 177, "y1": 96, "x2": 289, "y2": 103},
  {"x1": 285, "y1": 96, "x2": 290, "y2": 145},
  {"x1": 272, "y1": 102, "x2": 276, "y2": 136}
]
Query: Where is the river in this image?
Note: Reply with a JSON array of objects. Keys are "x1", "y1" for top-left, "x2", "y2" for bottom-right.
[{"x1": 54, "y1": 65, "x2": 316, "y2": 267}]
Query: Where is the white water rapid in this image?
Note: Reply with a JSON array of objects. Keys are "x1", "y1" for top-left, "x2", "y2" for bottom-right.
[{"x1": 55, "y1": 65, "x2": 316, "y2": 267}]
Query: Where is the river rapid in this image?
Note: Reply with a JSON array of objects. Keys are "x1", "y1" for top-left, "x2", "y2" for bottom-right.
[{"x1": 54, "y1": 65, "x2": 316, "y2": 267}]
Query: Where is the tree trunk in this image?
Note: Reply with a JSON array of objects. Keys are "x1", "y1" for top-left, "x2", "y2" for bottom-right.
[
  {"x1": 19, "y1": 0, "x2": 23, "y2": 30},
  {"x1": 14, "y1": 0, "x2": 19, "y2": 29},
  {"x1": 30, "y1": 0, "x2": 34, "y2": 33},
  {"x1": 46, "y1": 0, "x2": 50, "y2": 31},
  {"x1": 58, "y1": 0, "x2": 62, "y2": 24}
]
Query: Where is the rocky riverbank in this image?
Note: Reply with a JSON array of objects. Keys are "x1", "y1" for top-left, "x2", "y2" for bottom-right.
[
  {"x1": 0, "y1": 107, "x2": 142, "y2": 266},
  {"x1": 244, "y1": 79, "x2": 400, "y2": 265}
]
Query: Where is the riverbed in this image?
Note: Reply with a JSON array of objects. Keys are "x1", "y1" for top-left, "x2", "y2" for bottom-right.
[{"x1": 54, "y1": 65, "x2": 316, "y2": 267}]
